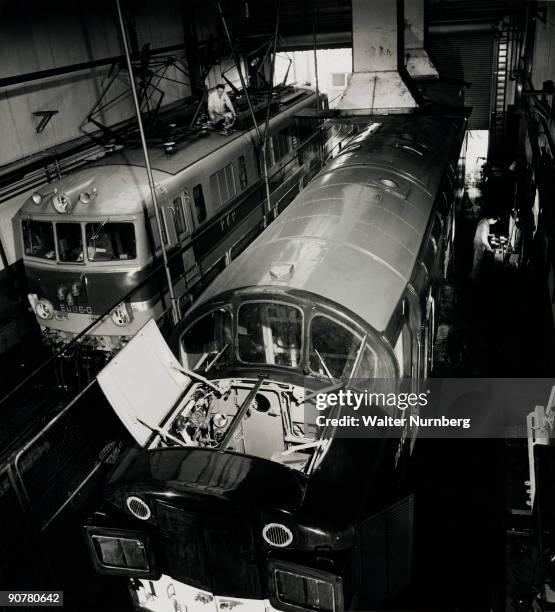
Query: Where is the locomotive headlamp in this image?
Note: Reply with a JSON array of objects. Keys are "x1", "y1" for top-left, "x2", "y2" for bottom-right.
[
  {"x1": 32, "y1": 188, "x2": 58, "y2": 206},
  {"x1": 79, "y1": 188, "x2": 97, "y2": 204},
  {"x1": 52, "y1": 192, "x2": 73, "y2": 214},
  {"x1": 268, "y1": 560, "x2": 343, "y2": 612},
  {"x1": 35, "y1": 298, "x2": 55, "y2": 320},
  {"x1": 57, "y1": 285, "x2": 68, "y2": 301},
  {"x1": 84, "y1": 526, "x2": 158, "y2": 578},
  {"x1": 111, "y1": 303, "x2": 133, "y2": 327}
]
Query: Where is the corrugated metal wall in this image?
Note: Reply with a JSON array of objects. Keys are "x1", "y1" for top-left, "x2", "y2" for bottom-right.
[
  {"x1": 0, "y1": 0, "x2": 191, "y2": 167},
  {"x1": 531, "y1": 2, "x2": 555, "y2": 89},
  {"x1": 428, "y1": 30, "x2": 495, "y2": 129}
]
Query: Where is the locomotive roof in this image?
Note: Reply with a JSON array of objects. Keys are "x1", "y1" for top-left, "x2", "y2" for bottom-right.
[
  {"x1": 17, "y1": 163, "x2": 166, "y2": 217},
  {"x1": 93, "y1": 130, "x2": 247, "y2": 176},
  {"x1": 19, "y1": 87, "x2": 315, "y2": 217},
  {"x1": 17, "y1": 130, "x2": 252, "y2": 217},
  {"x1": 196, "y1": 115, "x2": 464, "y2": 334},
  {"x1": 96, "y1": 88, "x2": 315, "y2": 175}
]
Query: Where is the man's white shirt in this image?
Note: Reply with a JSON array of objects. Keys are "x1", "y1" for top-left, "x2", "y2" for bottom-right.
[{"x1": 208, "y1": 90, "x2": 234, "y2": 118}]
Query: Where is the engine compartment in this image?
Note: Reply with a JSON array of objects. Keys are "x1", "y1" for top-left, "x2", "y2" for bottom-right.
[{"x1": 156, "y1": 379, "x2": 322, "y2": 472}]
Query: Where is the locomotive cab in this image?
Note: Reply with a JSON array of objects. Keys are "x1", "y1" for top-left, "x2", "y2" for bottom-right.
[
  {"x1": 87, "y1": 301, "x2": 413, "y2": 611},
  {"x1": 17, "y1": 177, "x2": 157, "y2": 354}
]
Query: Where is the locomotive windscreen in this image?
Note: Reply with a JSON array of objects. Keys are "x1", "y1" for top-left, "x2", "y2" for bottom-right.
[{"x1": 180, "y1": 299, "x2": 391, "y2": 380}]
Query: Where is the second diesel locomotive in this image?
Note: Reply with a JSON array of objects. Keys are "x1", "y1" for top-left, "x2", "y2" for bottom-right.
[
  {"x1": 85, "y1": 112, "x2": 466, "y2": 611},
  {"x1": 17, "y1": 86, "x2": 350, "y2": 358}
]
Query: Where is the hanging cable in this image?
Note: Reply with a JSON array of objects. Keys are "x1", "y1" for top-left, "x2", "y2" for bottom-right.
[
  {"x1": 115, "y1": 0, "x2": 179, "y2": 324},
  {"x1": 261, "y1": 0, "x2": 281, "y2": 220},
  {"x1": 217, "y1": 0, "x2": 277, "y2": 224},
  {"x1": 216, "y1": 0, "x2": 262, "y2": 144},
  {"x1": 312, "y1": 0, "x2": 320, "y2": 110}
]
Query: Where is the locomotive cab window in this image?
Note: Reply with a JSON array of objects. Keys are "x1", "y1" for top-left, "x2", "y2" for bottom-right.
[
  {"x1": 238, "y1": 302, "x2": 302, "y2": 367},
  {"x1": 22, "y1": 219, "x2": 55, "y2": 260},
  {"x1": 86, "y1": 222, "x2": 136, "y2": 262},
  {"x1": 309, "y1": 316, "x2": 378, "y2": 380},
  {"x1": 193, "y1": 184, "x2": 207, "y2": 223},
  {"x1": 57, "y1": 222, "x2": 84, "y2": 263},
  {"x1": 180, "y1": 308, "x2": 232, "y2": 371}
]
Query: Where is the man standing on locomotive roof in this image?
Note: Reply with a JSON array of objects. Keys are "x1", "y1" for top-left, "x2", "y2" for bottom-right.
[{"x1": 207, "y1": 84, "x2": 236, "y2": 128}]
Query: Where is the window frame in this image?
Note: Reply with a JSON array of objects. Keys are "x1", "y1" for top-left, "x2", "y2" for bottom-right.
[
  {"x1": 193, "y1": 184, "x2": 207, "y2": 223},
  {"x1": 84, "y1": 220, "x2": 138, "y2": 263},
  {"x1": 54, "y1": 220, "x2": 86, "y2": 265},
  {"x1": 393, "y1": 322, "x2": 413, "y2": 379},
  {"x1": 236, "y1": 300, "x2": 304, "y2": 368},
  {"x1": 238, "y1": 155, "x2": 248, "y2": 190},
  {"x1": 307, "y1": 312, "x2": 366, "y2": 380},
  {"x1": 171, "y1": 194, "x2": 189, "y2": 236},
  {"x1": 210, "y1": 163, "x2": 237, "y2": 209},
  {"x1": 21, "y1": 218, "x2": 57, "y2": 262},
  {"x1": 179, "y1": 305, "x2": 233, "y2": 371}
]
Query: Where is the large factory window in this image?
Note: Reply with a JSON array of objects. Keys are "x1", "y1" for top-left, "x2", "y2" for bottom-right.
[
  {"x1": 309, "y1": 316, "x2": 376, "y2": 380},
  {"x1": 85, "y1": 223, "x2": 136, "y2": 261},
  {"x1": 238, "y1": 302, "x2": 302, "y2": 367},
  {"x1": 193, "y1": 184, "x2": 207, "y2": 223},
  {"x1": 56, "y1": 222, "x2": 84, "y2": 263},
  {"x1": 22, "y1": 219, "x2": 55, "y2": 260},
  {"x1": 180, "y1": 308, "x2": 232, "y2": 371}
]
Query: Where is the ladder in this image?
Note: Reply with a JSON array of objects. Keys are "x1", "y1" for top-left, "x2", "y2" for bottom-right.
[{"x1": 489, "y1": 27, "x2": 510, "y2": 161}]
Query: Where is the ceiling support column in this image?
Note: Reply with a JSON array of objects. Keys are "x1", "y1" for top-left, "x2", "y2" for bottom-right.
[
  {"x1": 337, "y1": 0, "x2": 417, "y2": 114},
  {"x1": 404, "y1": 0, "x2": 439, "y2": 79}
]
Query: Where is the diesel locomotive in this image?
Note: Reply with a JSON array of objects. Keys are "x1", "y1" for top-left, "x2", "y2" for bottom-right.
[
  {"x1": 85, "y1": 113, "x2": 466, "y2": 611},
  {"x1": 17, "y1": 86, "x2": 347, "y2": 358}
]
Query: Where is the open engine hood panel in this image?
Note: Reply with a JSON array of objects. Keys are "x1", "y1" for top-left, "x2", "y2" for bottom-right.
[{"x1": 97, "y1": 318, "x2": 191, "y2": 447}]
